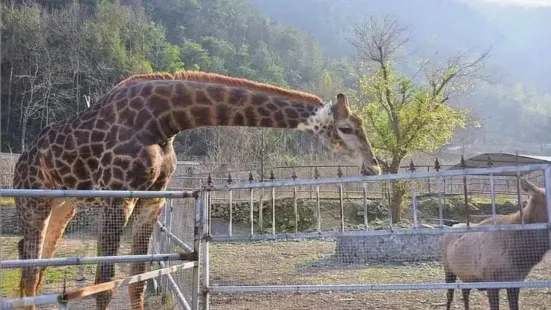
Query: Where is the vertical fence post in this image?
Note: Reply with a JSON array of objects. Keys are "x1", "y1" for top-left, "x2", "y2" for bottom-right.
[
  {"x1": 191, "y1": 191, "x2": 204, "y2": 310},
  {"x1": 338, "y1": 166, "x2": 345, "y2": 232},
  {"x1": 292, "y1": 169, "x2": 298, "y2": 234},
  {"x1": 227, "y1": 173, "x2": 233, "y2": 237},
  {"x1": 516, "y1": 151, "x2": 524, "y2": 224},
  {"x1": 487, "y1": 156, "x2": 497, "y2": 225},
  {"x1": 314, "y1": 167, "x2": 321, "y2": 233},
  {"x1": 270, "y1": 171, "x2": 276, "y2": 235},
  {"x1": 361, "y1": 167, "x2": 369, "y2": 230},
  {"x1": 202, "y1": 190, "x2": 211, "y2": 310},
  {"x1": 544, "y1": 166, "x2": 551, "y2": 248},
  {"x1": 435, "y1": 158, "x2": 444, "y2": 228},
  {"x1": 249, "y1": 172, "x2": 255, "y2": 236},
  {"x1": 409, "y1": 160, "x2": 419, "y2": 228},
  {"x1": 460, "y1": 156, "x2": 470, "y2": 227}
]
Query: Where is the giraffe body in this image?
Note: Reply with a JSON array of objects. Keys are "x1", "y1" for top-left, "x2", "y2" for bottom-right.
[{"x1": 13, "y1": 72, "x2": 380, "y2": 310}]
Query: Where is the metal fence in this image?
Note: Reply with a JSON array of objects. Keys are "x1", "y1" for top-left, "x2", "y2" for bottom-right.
[
  {"x1": 198, "y1": 163, "x2": 551, "y2": 310},
  {"x1": 0, "y1": 190, "x2": 201, "y2": 310},
  {"x1": 2, "y1": 163, "x2": 551, "y2": 309}
]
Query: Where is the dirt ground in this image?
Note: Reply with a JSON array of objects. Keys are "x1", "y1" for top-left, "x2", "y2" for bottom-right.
[
  {"x1": 208, "y1": 240, "x2": 551, "y2": 310},
  {"x1": 2, "y1": 237, "x2": 551, "y2": 310}
]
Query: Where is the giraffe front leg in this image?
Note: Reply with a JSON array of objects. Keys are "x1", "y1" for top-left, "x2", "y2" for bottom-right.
[
  {"x1": 95, "y1": 198, "x2": 135, "y2": 310},
  {"x1": 37, "y1": 199, "x2": 76, "y2": 290},
  {"x1": 17, "y1": 197, "x2": 52, "y2": 310},
  {"x1": 129, "y1": 198, "x2": 165, "y2": 310}
]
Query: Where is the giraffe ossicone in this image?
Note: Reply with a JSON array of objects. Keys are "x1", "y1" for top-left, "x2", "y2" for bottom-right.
[{"x1": 13, "y1": 71, "x2": 380, "y2": 310}]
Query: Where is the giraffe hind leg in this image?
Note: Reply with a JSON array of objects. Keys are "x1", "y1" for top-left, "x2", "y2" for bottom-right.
[
  {"x1": 17, "y1": 197, "x2": 53, "y2": 310},
  {"x1": 129, "y1": 197, "x2": 165, "y2": 310},
  {"x1": 36, "y1": 199, "x2": 76, "y2": 290},
  {"x1": 95, "y1": 198, "x2": 136, "y2": 310}
]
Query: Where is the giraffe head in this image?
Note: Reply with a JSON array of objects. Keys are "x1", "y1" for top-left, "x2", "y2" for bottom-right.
[{"x1": 299, "y1": 93, "x2": 381, "y2": 176}]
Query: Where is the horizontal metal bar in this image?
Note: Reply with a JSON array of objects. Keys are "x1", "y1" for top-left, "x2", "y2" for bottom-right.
[
  {"x1": 64, "y1": 261, "x2": 197, "y2": 302},
  {"x1": 0, "y1": 294, "x2": 61, "y2": 309},
  {"x1": 204, "y1": 164, "x2": 550, "y2": 190},
  {"x1": 209, "y1": 281, "x2": 551, "y2": 294},
  {"x1": 157, "y1": 221, "x2": 194, "y2": 253},
  {"x1": 210, "y1": 223, "x2": 550, "y2": 242},
  {"x1": 0, "y1": 189, "x2": 198, "y2": 199},
  {"x1": 0, "y1": 252, "x2": 197, "y2": 269}
]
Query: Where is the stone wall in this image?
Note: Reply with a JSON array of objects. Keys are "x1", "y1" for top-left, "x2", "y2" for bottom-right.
[{"x1": 335, "y1": 233, "x2": 442, "y2": 263}]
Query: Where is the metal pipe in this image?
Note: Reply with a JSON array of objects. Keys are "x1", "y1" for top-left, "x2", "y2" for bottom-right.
[
  {"x1": 210, "y1": 223, "x2": 550, "y2": 242},
  {"x1": 339, "y1": 184, "x2": 344, "y2": 232},
  {"x1": 271, "y1": 187, "x2": 276, "y2": 235},
  {"x1": 362, "y1": 182, "x2": 369, "y2": 229},
  {"x1": 0, "y1": 189, "x2": 197, "y2": 198},
  {"x1": 0, "y1": 252, "x2": 194, "y2": 269},
  {"x1": 490, "y1": 174, "x2": 497, "y2": 225},
  {"x1": 316, "y1": 184, "x2": 321, "y2": 233},
  {"x1": 294, "y1": 186, "x2": 299, "y2": 234},
  {"x1": 411, "y1": 182, "x2": 419, "y2": 228},
  {"x1": 203, "y1": 164, "x2": 549, "y2": 190},
  {"x1": 191, "y1": 193, "x2": 204, "y2": 310},
  {"x1": 249, "y1": 189, "x2": 254, "y2": 235},
  {"x1": 209, "y1": 281, "x2": 551, "y2": 294},
  {"x1": 544, "y1": 167, "x2": 551, "y2": 252},
  {"x1": 157, "y1": 221, "x2": 193, "y2": 252},
  {"x1": 228, "y1": 190, "x2": 233, "y2": 236},
  {"x1": 202, "y1": 191, "x2": 211, "y2": 310},
  {"x1": 436, "y1": 174, "x2": 444, "y2": 228}
]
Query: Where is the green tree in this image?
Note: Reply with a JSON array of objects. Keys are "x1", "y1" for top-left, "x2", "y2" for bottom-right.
[{"x1": 348, "y1": 16, "x2": 489, "y2": 222}]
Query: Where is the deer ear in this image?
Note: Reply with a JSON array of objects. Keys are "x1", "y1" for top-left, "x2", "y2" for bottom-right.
[
  {"x1": 333, "y1": 93, "x2": 350, "y2": 120},
  {"x1": 520, "y1": 178, "x2": 540, "y2": 196}
]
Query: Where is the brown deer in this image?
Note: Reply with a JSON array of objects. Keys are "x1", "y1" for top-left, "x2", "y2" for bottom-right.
[{"x1": 442, "y1": 178, "x2": 549, "y2": 310}]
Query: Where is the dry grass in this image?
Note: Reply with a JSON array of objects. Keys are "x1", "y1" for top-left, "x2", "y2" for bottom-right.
[{"x1": 209, "y1": 240, "x2": 551, "y2": 310}]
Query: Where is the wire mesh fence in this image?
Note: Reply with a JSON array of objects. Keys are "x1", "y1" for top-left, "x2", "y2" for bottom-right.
[
  {"x1": 0, "y1": 190, "x2": 200, "y2": 310},
  {"x1": 201, "y1": 163, "x2": 551, "y2": 310}
]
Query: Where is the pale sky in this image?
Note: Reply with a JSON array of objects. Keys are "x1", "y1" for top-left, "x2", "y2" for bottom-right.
[{"x1": 477, "y1": 0, "x2": 551, "y2": 6}]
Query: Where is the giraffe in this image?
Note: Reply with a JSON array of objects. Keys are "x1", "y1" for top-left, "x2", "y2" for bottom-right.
[{"x1": 13, "y1": 71, "x2": 381, "y2": 310}]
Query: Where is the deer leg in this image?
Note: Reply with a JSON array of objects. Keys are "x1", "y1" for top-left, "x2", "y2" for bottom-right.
[
  {"x1": 462, "y1": 289, "x2": 471, "y2": 310},
  {"x1": 487, "y1": 288, "x2": 500, "y2": 310},
  {"x1": 506, "y1": 288, "x2": 520, "y2": 310},
  {"x1": 445, "y1": 272, "x2": 457, "y2": 310},
  {"x1": 37, "y1": 199, "x2": 76, "y2": 289},
  {"x1": 95, "y1": 198, "x2": 136, "y2": 310},
  {"x1": 128, "y1": 197, "x2": 165, "y2": 310}
]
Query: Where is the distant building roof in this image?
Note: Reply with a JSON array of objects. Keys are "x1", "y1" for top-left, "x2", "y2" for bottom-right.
[{"x1": 446, "y1": 152, "x2": 551, "y2": 176}]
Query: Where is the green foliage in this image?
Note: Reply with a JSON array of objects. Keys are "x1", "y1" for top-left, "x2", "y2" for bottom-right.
[
  {"x1": 0, "y1": 0, "x2": 334, "y2": 154},
  {"x1": 352, "y1": 64, "x2": 468, "y2": 162}
]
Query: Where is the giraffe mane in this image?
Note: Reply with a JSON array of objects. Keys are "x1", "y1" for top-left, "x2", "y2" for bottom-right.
[{"x1": 116, "y1": 71, "x2": 325, "y2": 105}]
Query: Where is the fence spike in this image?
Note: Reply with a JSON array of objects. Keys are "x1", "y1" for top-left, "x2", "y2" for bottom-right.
[
  {"x1": 487, "y1": 155, "x2": 494, "y2": 167},
  {"x1": 434, "y1": 158, "x2": 441, "y2": 172},
  {"x1": 409, "y1": 159, "x2": 416, "y2": 172},
  {"x1": 337, "y1": 166, "x2": 343, "y2": 178},
  {"x1": 207, "y1": 173, "x2": 212, "y2": 186},
  {"x1": 269, "y1": 170, "x2": 275, "y2": 181},
  {"x1": 227, "y1": 172, "x2": 233, "y2": 184},
  {"x1": 314, "y1": 167, "x2": 320, "y2": 179},
  {"x1": 249, "y1": 171, "x2": 254, "y2": 182},
  {"x1": 460, "y1": 155, "x2": 467, "y2": 169}
]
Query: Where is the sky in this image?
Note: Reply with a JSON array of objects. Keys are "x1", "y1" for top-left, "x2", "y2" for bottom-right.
[{"x1": 475, "y1": 0, "x2": 551, "y2": 6}]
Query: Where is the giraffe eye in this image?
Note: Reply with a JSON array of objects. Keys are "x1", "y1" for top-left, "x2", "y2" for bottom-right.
[{"x1": 338, "y1": 127, "x2": 354, "y2": 135}]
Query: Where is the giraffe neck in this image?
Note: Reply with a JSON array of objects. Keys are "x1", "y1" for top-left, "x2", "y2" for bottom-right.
[{"x1": 125, "y1": 79, "x2": 327, "y2": 143}]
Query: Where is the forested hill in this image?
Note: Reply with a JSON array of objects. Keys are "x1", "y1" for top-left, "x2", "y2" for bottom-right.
[
  {"x1": 251, "y1": 0, "x2": 551, "y2": 92},
  {"x1": 1, "y1": 0, "x2": 331, "y2": 153}
]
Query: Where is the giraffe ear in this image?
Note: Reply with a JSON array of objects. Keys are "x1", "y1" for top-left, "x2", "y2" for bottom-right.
[{"x1": 333, "y1": 93, "x2": 350, "y2": 120}]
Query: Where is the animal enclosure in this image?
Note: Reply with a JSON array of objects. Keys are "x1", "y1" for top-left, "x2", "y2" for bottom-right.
[{"x1": 1, "y1": 162, "x2": 551, "y2": 309}]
